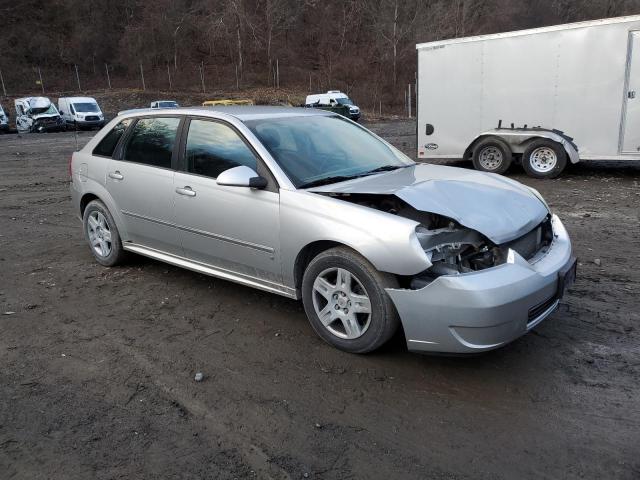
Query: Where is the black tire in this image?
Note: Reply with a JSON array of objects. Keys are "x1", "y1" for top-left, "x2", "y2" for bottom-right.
[
  {"x1": 301, "y1": 247, "x2": 400, "y2": 353},
  {"x1": 82, "y1": 200, "x2": 127, "y2": 267},
  {"x1": 521, "y1": 139, "x2": 567, "y2": 179},
  {"x1": 472, "y1": 138, "x2": 513, "y2": 174}
]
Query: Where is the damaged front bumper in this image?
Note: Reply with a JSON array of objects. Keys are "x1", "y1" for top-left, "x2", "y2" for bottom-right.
[{"x1": 387, "y1": 214, "x2": 575, "y2": 354}]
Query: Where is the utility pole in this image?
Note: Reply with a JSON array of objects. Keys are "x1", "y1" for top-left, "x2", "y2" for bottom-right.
[
  {"x1": 75, "y1": 64, "x2": 81, "y2": 91},
  {"x1": 140, "y1": 63, "x2": 146, "y2": 91},
  {"x1": 200, "y1": 62, "x2": 205, "y2": 93},
  {"x1": 105, "y1": 63, "x2": 111, "y2": 89},
  {"x1": 0, "y1": 68, "x2": 6, "y2": 96},
  {"x1": 37, "y1": 67, "x2": 45, "y2": 94}
]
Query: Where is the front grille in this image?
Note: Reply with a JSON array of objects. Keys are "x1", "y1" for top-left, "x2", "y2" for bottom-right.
[
  {"x1": 528, "y1": 295, "x2": 556, "y2": 323},
  {"x1": 85, "y1": 115, "x2": 99, "y2": 121}
]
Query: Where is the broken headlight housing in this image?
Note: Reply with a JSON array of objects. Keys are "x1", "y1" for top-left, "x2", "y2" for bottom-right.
[{"x1": 415, "y1": 223, "x2": 506, "y2": 278}]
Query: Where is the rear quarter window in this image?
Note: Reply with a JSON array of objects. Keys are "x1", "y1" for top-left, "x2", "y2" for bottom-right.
[{"x1": 92, "y1": 119, "x2": 132, "y2": 157}]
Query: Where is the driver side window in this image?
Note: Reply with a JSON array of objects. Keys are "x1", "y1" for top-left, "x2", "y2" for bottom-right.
[{"x1": 185, "y1": 119, "x2": 257, "y2": 179}]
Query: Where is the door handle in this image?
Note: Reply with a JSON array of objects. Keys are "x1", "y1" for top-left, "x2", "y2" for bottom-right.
[
  {"x1": 108, "y1": 171, "x2": 124, "y2": 180},
  {"x1": 629, "y1": 90, "x2": 636, "y2": 99},
  {"x1": 175, "y1": 186, "x2": 196, "y2": 197}
]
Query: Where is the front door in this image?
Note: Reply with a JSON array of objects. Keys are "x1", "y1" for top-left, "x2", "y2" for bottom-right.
[
  {"x1": 174, "y1": 118, "x2": 281, "y2": 285},
  {"x1": 622, "y1": 31, "x2": 640, "y2": 153},
  {"x1": 106, "y1": 116, "x2": 182, "y2": 254}
]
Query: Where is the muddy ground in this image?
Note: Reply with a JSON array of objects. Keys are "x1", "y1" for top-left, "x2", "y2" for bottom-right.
[{"x1": 0, "y1": 123, "x2": 639, "y2": 479}]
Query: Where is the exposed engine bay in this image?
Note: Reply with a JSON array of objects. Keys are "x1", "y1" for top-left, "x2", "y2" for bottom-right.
[{"x1": 322, "y1": 192, "x2": 553, "y2": 289}]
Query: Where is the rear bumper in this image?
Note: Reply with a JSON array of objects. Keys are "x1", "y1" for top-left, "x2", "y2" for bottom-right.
[{"x1": 387, "y1": 215, "x2": 574, "y2": 354}]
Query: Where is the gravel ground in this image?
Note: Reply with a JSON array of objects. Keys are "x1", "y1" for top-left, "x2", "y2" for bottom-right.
[{"x1": 1, "y1": 124, "x2": 639, "y2": 479}]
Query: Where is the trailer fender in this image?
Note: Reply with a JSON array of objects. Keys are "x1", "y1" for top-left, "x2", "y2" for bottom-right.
[{"x1": 466, "y1": 129, "x2": 580, "y2": 164}]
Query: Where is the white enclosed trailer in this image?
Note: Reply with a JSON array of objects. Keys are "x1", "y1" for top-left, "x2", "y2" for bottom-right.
[{"x1": 416, "y1": 15, "x2": 640, "y2": 178}]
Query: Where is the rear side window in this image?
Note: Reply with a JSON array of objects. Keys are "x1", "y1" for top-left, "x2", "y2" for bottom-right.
[
  {"x1": 93, "y1": 119, "x2": 132, "y2": 157},
  {"x1": 123, "y1": 117, "x2": 180, "y2": 168},
  {"x1": 185, "y1": 119, "x2": 256, "y2": 178}
]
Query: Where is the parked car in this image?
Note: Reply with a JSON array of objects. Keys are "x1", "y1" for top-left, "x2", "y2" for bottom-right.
[
  {"x1": 305, "y1": 91, "x2": 360, "y2": 121},
  {"x1": 150, "y1": 100, "x2": 180, "y2": 108},
  {"x1": 416, "y1": 15, "x2": 640, "y2": 178},
  {"x1": 15, "y1": 97, "x2": 66, "y2": 133},
  {"x1": 58, "y1": 97, "x2": 105, "y2": 129},
  {"x1": 70, "y1": 107, "x2": 576, "y2": 354},
  {"x1": 0, "y1": 104, "x2": 9, "y2": 132}
]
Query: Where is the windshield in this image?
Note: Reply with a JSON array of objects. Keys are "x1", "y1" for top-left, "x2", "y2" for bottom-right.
[
  {"x1": 336, "y1": 98, "x2": 353, "y2": 105},
  {"x1": 73, "y1": 102, "x2": 99, "y2": 113},
  {"x1": 245, "y1": 115, "x2": 413, "y2": 188},
  {"x1": 30, "y1": 104, "x2": 58, "y2": 115},
  {"x1": 159, "y1": 101, "x2": 179, "y2": 108}
]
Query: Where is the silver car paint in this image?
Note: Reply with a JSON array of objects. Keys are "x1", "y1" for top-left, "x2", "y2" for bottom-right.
[
  {"x1": 388, "y1": 215, "x2": 571, "y2": 353},
  {"x1": 278, "y1": 189, "x2": 431, "y2": 288},
  {"x1": 174, "y1": 170, "x2": 282, "y2": 284},
  {"x1": 309, "y1": 163, "x2": 549, "y2": 244},
  {"x1": 71, "y1": 107, "x2": 573, "y2": 354},
  {"x1": 106, "y1": 160, "x2": 182, "y2": 255}
]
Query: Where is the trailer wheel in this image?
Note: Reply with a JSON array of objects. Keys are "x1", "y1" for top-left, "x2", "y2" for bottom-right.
[
  {"x1": 522, "y1": 139, "x2": 567, "y2": 179},
  {"x1": 472, "y1": 138, "x2": 512, "y2": 174}
]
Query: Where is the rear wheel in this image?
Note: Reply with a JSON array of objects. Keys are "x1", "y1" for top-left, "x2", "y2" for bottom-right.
[
  {"x1": 83, "y1": 200, "x2": 127, "y2": 266},
  {"x1": 522, "y1": 139, "x2": 567, "y2": 179},
  {"x1": 472, "y1": 138, "x2": 513, "y2": 174},
  {"x1": 301, "y1": 247, "x2": 400, "y2": 353}
]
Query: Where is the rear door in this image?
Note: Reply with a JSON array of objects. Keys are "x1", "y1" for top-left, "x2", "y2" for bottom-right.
[
  {"x1": 622, "y1": 31, "x2": 640, "y2": 153},
  {"x1": 106, "y1": 116, "x2": 182, "y2": 254}
]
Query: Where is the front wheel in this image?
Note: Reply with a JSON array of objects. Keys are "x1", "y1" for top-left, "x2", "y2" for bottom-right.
[
  {"x1": 522, "y1": 139, "x2": 567, "y2": 179},
  {"x1": 301, "y1": 247, "x2": 400, "y2": 353}
]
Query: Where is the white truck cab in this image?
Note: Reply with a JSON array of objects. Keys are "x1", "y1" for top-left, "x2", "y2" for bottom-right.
[
  {"x1": 58, "y1": 97, "x2": 105, "y2": 129},
  {"x1": 304, "y1": 91, "x2": 361, "y2": 121}
]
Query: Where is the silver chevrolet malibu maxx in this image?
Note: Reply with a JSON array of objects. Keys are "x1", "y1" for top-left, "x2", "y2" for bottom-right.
[{"x1": 70, "y1": 107, "x2": 576, "y2": 354}]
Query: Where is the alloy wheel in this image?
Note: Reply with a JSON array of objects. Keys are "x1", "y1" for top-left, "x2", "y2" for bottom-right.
[
  {"x1": 312, "y1": 267, "x2": 372, "y2": 340},
  {"x1": 87, "y1": 211, "x2": 112, "y2": 258}
]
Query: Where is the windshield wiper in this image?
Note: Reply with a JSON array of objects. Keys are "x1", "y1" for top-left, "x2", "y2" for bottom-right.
[
  {"x1": 360, "y1": 164, "x2": 411, "y2": 176},
  {"x1": 301, "y1": 165, "x2": 413, "y2": 189},
  {"x1": 300, "y1": 175, "x2": 359, "y2": 189}
]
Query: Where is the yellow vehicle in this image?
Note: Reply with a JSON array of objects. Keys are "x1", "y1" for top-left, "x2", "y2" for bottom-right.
[{"x1": 202, "y1": 99, "x2": 254, "y2": 107}]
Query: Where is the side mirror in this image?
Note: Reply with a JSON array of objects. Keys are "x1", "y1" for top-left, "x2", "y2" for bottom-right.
[{"x1": 216, "y1": 165, "x2": 267, "y2": 189}]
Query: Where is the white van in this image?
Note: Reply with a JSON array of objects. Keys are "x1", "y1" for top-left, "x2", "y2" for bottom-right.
[
  {"x1": 58, "y1": 97, "x2": 105, "y2": 129},
  {"x1": 0, "y1": 104, "x2": 9, "y2": 132},
  {"x1": 304, "y1": 91, "x2": 360, "y2": 121}
]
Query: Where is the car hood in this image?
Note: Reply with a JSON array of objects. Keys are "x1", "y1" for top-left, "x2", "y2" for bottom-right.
[
  {"x1": 32, "y1": 113, "x2": 61, "y2": 120},
  {"x1": 308, "y1": 164, "x2": 549, "y2": 244}
]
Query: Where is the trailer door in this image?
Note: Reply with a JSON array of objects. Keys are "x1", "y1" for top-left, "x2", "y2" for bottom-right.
[{"x1": 622, "y1": 32, "x2": 640, "y2": 153}]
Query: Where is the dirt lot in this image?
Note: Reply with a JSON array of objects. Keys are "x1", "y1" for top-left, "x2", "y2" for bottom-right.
[{"x1": 1, "y1": 123, "x2": 639, "y2": 479}]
